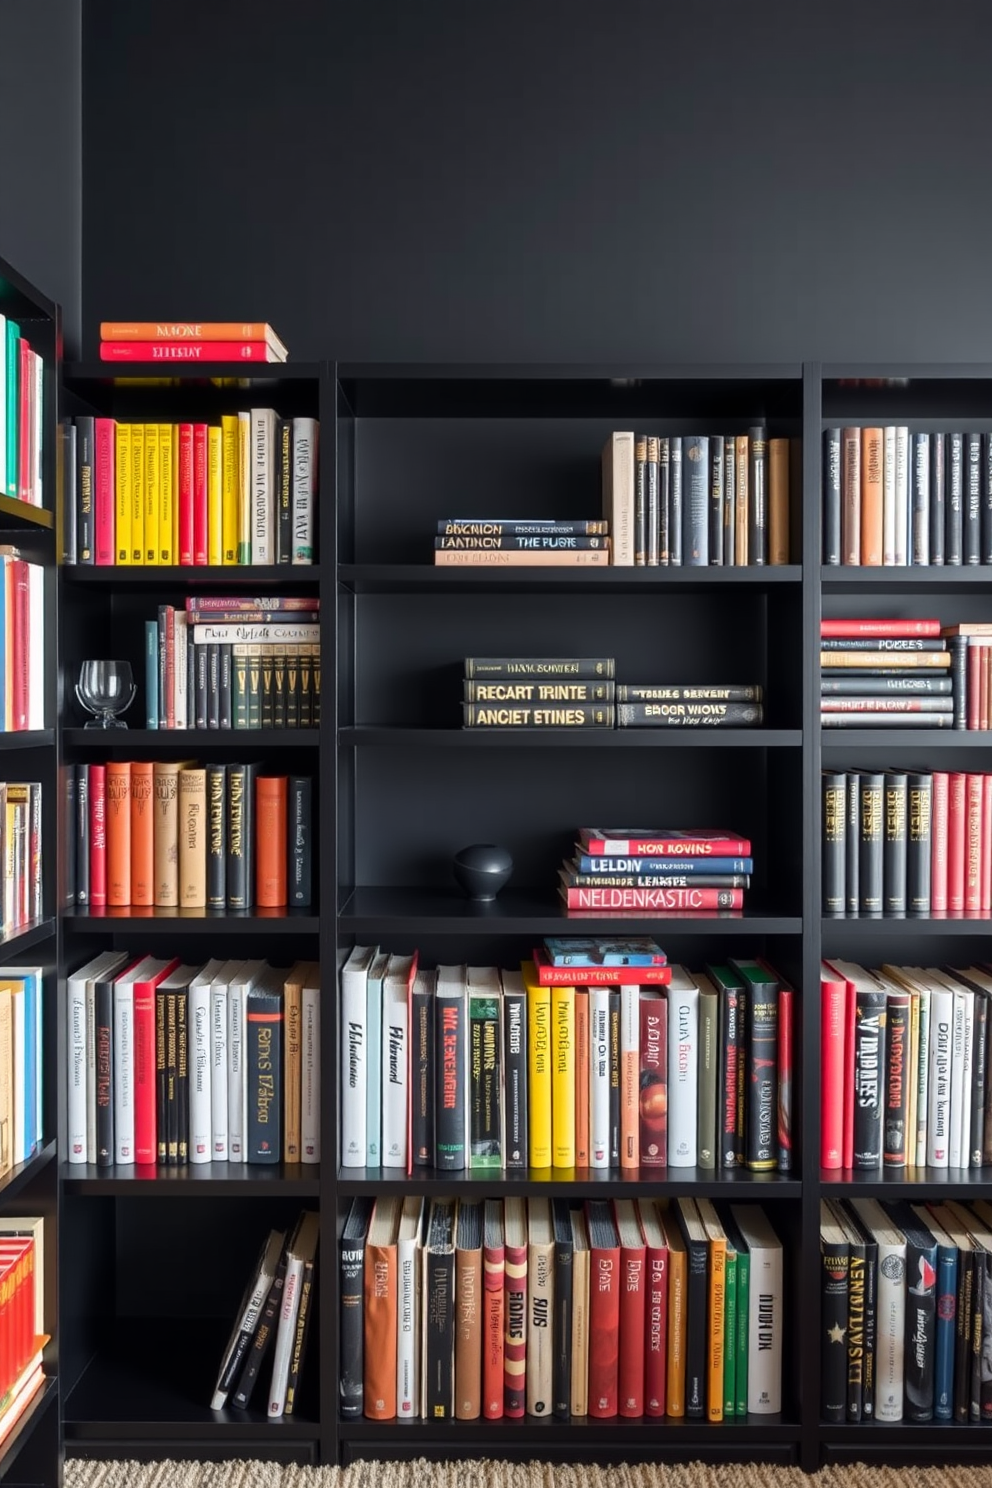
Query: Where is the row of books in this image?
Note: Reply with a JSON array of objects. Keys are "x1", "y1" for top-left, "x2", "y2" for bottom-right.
[
  {"x1": 66, "y1": 952, "x2": 320, "y2": 1166},
  {"x1": 0, "y1": 1216, "x2": 44, "y2": 1425},
  {"x1": 820, "y1": 1197, "x2": 992, "y2": 1423},
  {"x1": 821, "y1": 959, "x2": 992, "y2": 1170},
  {"x1": 822, "y1": 768, "x2": 990, "y2": 918},
  {"x1": 602, "y1": 430, "x2": 792, "y2": 566},
  {"x1": 435, "y1": 519, "x2": 612, "y2": 568},
  {"x1": 0, "y1": 317, "x2": 43, "y2": 508},
  {"x1": 338, "y1": 941, "x2": 793, "y2": 1173},
  {"x1": 820, "y1": 616, "x2": 953, "y2": 728},
  {"x1": 100, "y1": 319, "x2": 289, "y2": 364},
  {"x1": 212, "y1": 1213, "x2": 318, "y2": 1423},
  {"x1": 0, "y1": 783, "x2": 41, "y2": 937},
  {"x1": 560, "y1": 827, "x2": 753, "y2": 913},
  {"x1": 144, "y1": 599, "x2": 320, "y2": 731},
  {"x1": 0, "y1": 968, "x2": 42, "y2": 1173},
  {"x1": 60, "y1": 411, "x2": 317, "y2": 567},
  {"x1": 343, "y1": 1194, "x2": 783, "y2": 1422},
  {"x1": 823, "y1": 427, "x2": 992, "y2": 566},
  {"x1": 0, "y1": 552, "x2": 43, "y2": 732},
  {"x1": 65, "y1": 763, "x2": 312, "y2": 911}
]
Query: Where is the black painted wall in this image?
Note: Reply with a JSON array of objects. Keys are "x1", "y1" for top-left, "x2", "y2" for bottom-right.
[
  {"x1": 0, "y1": 0, "x2": 81, "y2": 354},
  {"x1": 82, "y1": 0, "x2": 992, "y2": 366}
]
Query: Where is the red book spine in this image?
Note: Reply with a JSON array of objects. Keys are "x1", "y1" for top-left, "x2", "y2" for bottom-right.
[
  {"x1": 644, "y1": 1240, "x2": 668, "y2": 1417},
  {"x1": 565, "y1": 887, "x2": 743, "y2": 911},
  {"x1": 778, "y1": 984, "x2": 793, "y2": 1170},
  {"x1": 133, "y1": 960, "x2": 178, "y2": 1164},
  {"x1": 931, "y1": 772, "x2": 949, "y2": 914},
  {"x1": 983, "y1": 776, "x2": 992, "y2": 917},
  {"x1": 584, "y1": 833, "x2": 751, "y2": 857},
  {"x1": 966, "y1": 773, "x2": 984, "y2": 913},
  {"x1": 820, "y1": 618, "x2": 942, "y2": 638},
  {"x1": 93, "y1": 417, "x2": 116, "y2": 564},
  {"x1": 948, "y1": 771, "x2": 967, "y2": 914},
  {"x1": 842, "y1": 976, "x2": 856, "y2": 1170},
  {"x1": 193, "y1": 423, "x2": 209, "y2": 565},
  {"x1": 17, "y1": 341, "x2": 30, "y2": 502},
  {"x1": 99, "y1": 340, "x2": 277, "y2": 362},
  {"x1": 534, "y1": 954, "x2": 671, "y2": 986},
  {"x1": 820, "y1": 971, "x2": 847, "y2": 1168},
  {"x1": 588, "y1": 1240, "x2": 620, "y2": 1417},
  {"x1": 721, "y1": 986, "x2": 739, "y2": 1168},
  {"x1": 981, "y1": 646, "x2": 990, "y2": 730},
  {"x1": 638, "y1": 995, "x2": 667, "y2": 1167},
  {"x1": 178, "y1": 424, "x2": 194, "y2": 566},
  {"x1": 482, "y1": 1241, "x2": 504, "y2": 1419},
  {"x1": 89, "y1": 764, "x2": 107, "y2": 907},
  {"x1": 502, "y1": 1239, "x2": 527, "y2": 1418},
  {"x1": 164, "y1": 606, "x2": 176, "y2": 729},
  {"x1": 9, "y1": 560, "x2": 28, "y2": 731},
  {"x1": 968, "y1": 643, "x2": 982, "y2": 729},
  {"x1": 618, "y1": 1239, "x2": 647, "y2": 1417}
]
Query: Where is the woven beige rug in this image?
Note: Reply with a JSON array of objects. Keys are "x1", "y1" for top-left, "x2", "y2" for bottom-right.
[{"x1": 61, "y1": 1463, "x2": 992, "y2": 1488}]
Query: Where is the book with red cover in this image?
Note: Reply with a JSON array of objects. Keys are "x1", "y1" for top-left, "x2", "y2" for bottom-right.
[
  {"x1": 638, "y1": 991, "x2": 667, "y2": 1167},
  {"x1": 502, "y1": 1196, "x2": 527, "y2": 1418},
  {"x1": 256, "y1": 776, "x2": 288, "y2": 906},
  {"x1": 105, "y1": 762, "x2": 131, "y2": 907},
  {"x1": 531, "y1": 949, "x2": 672, "y2": 986},
  {"x1": 88, "y1": 764, "x2": 107, "y2": 908},
  {"x1": 584, "y1": 1198, "x2": 620, "y2": 1418},
  {"x1": 638, "y1": 1199, "x2": 668, "y2": 1417},
  {"x1": 983, "y1": 777, "x2": 992, "y2": 917},
  {"x1": 820, "y1": 963, "x2": 847, "y2": 1169},
  {"x1": 820, "y1": 618, "x2": 942, "y2": 638},
  {"x1": 178, "y1": 424, "x2": 194, "y2": 567},
  {"x1": 947, "y1": 771, "x2": 967, "y2": 914},
  {"x1": 8, "y1": 560, "x2": 29, "y2": 731},
  {"x1": 94, "y1": 417, "x2": 116, "y2": 565},
  {"x1": 966, "y1": 773, "x2": 984, "y2": 914},
  {"x1": 482, "y1": 1199, "x2": 504, "y2": 1420},
  {"x1": 99, "y1": 340, "x2": 283, "y2": 363},
  {"x1": 563, "y1": 887, "x2": 744, "y2": 912},
  {"x1": 132, "y1": 956, "x2": 179, "y2": 1164},
  {"x1": 579, "y1": 828, "x2": 752, "y2": 857},
  {"x1": 614, "y1": 1198, "x2": 647, "y2": 1418},
  {"x1": 193, "y1": 423, "x2": 209, "y2": 566},
  {"x1": 931, "y1": 772, "x2": 949, "y2": 915}
]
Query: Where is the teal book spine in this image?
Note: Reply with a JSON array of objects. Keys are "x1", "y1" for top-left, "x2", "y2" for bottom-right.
[
  {"x1": 5, "y1": 322, "x2": 19, "y2": 497},
  {"x1": 145, "y1": 621, "x2": 159, "y2": 728}
]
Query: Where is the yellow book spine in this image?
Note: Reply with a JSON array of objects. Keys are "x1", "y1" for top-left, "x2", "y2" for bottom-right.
[
  {"x1": 707, "y1": 1236, "x2": 726, "y2": 1421},
  {"x1": 221, "y1": 415, "x2": 238, "y2": 563},
  {"x1": 158, "y1": 424, "x2": 174, "y2": 564},
  {"x1": 906, "y1": 989, "x2": 919, "y2": 1167},
  {"x1": 522, "y1": 961, "x2": 551, "y2": 1168},
  {"x1": 551, "y1": 986, "x2": 575, "y2": 1167},
  {"x1": 207, "y1": 425, "x2": 223, "y2": 566},
  {"x1": 237, "y1": 411, "x2": 251, "y2": 563},
  {"x1": 130, "y1": 423, "x2": 145, "y2": 564},
  {"x1": 666, "y1": 1229, "x2": 687, "y2": 1417},
  {"x1": 144, "y1": 422, "x2": 159, "y2": 565},
  {"x1": 115, "y1": 424, "x2": 132, "y2": 565},
  {"x1": 172, "y1": 423, "x2": 180, "y2": 561}
]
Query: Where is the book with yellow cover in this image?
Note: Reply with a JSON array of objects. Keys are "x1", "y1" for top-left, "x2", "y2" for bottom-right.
[
  {"x1": 130, "y1": 423, "x2": 145, "y2": 565},
  {"x1": 221, "y1": 414, "x2": 239, "y2": 563},
  {"x1": 115, "y1": 423, "x2": 131, "y2": 565},
  {"x1": 696, "y1": 1196, "x2": 727, "y2": 1422},
  {"x1": 158, "y1": 424, "x2": 174, "y2": 564},
  {"x1": 144, "y1": 421, "x2": 159, "y2": 565},
  {"x1": 551, "y1": 985, "x2": 575, "y2": 1167},
  {"x1": 208, "y1": 424, "x2": 223, "y2": 566},
  {"x1": 521, "y1": 960, "x2": 551, "y2": 1168},
  {"x1": 666, "y1": 1215, "x2": 687, "y2": 1417}
]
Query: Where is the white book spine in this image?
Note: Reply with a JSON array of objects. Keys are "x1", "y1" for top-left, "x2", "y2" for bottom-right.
[
  {"x1": 526, "y1": 1239, "x2": 554, "y2": 1415},
  {"x1": 381, "y1": 979, "x2": 408, "y2": 1169},
  {"x1": 883, "y1": 424, "x2": 897, "y2": 565},
  {"x1": 189, "y1": 980, "x2": 212, "y2": 1163},
  {"x1": 237, "y1": 411, "x2": 251, "y2": 558},
  {"x1": 211, "y1": 985, "x2": 229, "y2": 1160},
  {"x1": 958, "y1": 990, "x2": 974, "y2": 1168},
  {"x1": 67, "y1": 972, "x2": 89, "y2": 1163},
  {"x1": 113, "y1": 980, "x2": 134, "y2": 1163},
  {"x1": 746, "y1": 1245, "x2": 783, "y2": 1413},
  {"x1": 301, "y1": 977, "x2": 320, "y2": 1163},
  {"x1": 914, "y1": 986, "x2": 931, "y2": 1168},
  {"x1": 268, "y1": 1254, "x2": 304, "y2": 1417},
  {"x1": 667, "y1": 985, "x2": 699, "y2": 1166},
  {"x1": 894, "y1": 424, "x2": 910, "y2": 565},
  {"x1": 228, "y1": 980, "x2": 248, "y2": 1159},
  {"x1": 588, "y1": 988, "x2": 610, "y2": 1168},
  {"x1": 252, "y1": 409, "x2": 274, "y2": 565},
  {"x1": 603, "y1": 431, "x2": 635, "y2": 566},
  {"x1": 948, "y1": 989, "x2": 968, "y2": 1168},
  {"x1": 339, "y1": 960, "x2": 368, "y2": 1167},
  {"x1": 173, "y1": 612, "x2": 188, "y2": 730},
  {"x1": 912, "y1": 430, "x2": 930, "y2": 564},
  {"x1": 874, "y1": 1239, "x2": 906, "y2": 1420},
  {"x1": 927, "y1": 988, "x2": 953, "y2": 1166},
  {"x1": 27, "y1": 565, "x2": 43, "y2": 730},
  {"x1": 396, "y1": 1233, "x2": 419, "y2": 1416},
  {"x1": 85, "y1": 977, "x2": 97, "y2": 1164},
  {"x1": 291, "y1": 417, "x2": 317, "y2": 564},
  {"x1": 32, "y1": 350, "x2": 43, "y2": 506},
  {"x1": 366, "y1": 971, "x2": 382, "y2": 1166}
]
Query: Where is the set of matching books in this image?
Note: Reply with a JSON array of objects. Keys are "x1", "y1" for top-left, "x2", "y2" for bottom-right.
[
  {"x1": 821, "y1": 618, "x2": 954, "y2": 727},
  {"x1": 602, "y1": 429, "x2": 791, "y2": 566},
  {"x1": 821, "y1": 959, "x2": 992, "y2": 1171},
  {"x1": 61, "y1": 409, "x2": 317, "y2": 567},
  {"x1": 436, "y1": 520, "x2": 611, "y2": 568},
  {"x1": 65, "y1": 762, "x2": 312, "y2": 911},
  {"x1": 0, "y1": 316, "x2": 44, "y2": 510},
  {"x1": 822, "y1": 768, "x2": 990, "y2": 917},
  {"x1": 0, "y1": 551, "x2": 43, "y2": 732},
  {"x1": 560, "y1": 827, "x2": 752, "y2": 913},
  {"x1": 820, "y1": 1197, "x2": 992, "y2": 1423},
  {"x1": 462, "y1": 657, "x2": 616, "y2": 728},
  {"x1": 212, "y1": 1213, "x2": 319, "y2": 1421},
  {"x1": 338, "y1": 941, "x2": 792, "y2": 1173},
  {"x1": 144, "y1": 595, "x2": 320, "y2": 730},
  {"x1": 66, "y1": 952, "x2": 320, "y2": 1167},
  {"x1": 0, "y1": 783, "x2": 41, "y2": 936},
  {"x1": 0, "y1": 967, "x2": 43, "y2": 1176},
  {"x1": 343, "y1": 1193, "x2": 782, "y2": 1424},
  {"x1": 100, "y1": 320, "x2": 289, "y2": 364},
  {"x1": 0, "y1": 1216, "x2": 46, "y2": 1451},
  {"x1": 823, "y1": 426, "x2": 992, "y2": 566}
]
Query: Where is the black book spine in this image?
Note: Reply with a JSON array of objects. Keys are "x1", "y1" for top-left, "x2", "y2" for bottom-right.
[
  {"x1": 845, "y1": 771, "x2": 860, "y2": 915},
  {"x1": 883, "y1": 771, "x2": 908, "y2": 915},
  {"x1": 155, "y1": 988, "x2": 167, "y2": 1164},
  {"x1": 157, "y1": 608, "x2": 168, "y2": 728},
  {"x1": 207, "y1": 643, "x2": 220, "y2": 730},
  {"x1": 502, "y1": 988, "x2": 528, "y2": 1171},
  {"x1": 261, "y1": 646, "x2": 275, "y2": 728},
  {"x1": 858, "y1": 772, "x2": 884, "y2": 916},
  {"x1": 949, "y1": 635, "x2": 969, "y2": 729},
  {"x1": 246, "y1": 987, "x2": 281, "y2": 1162},
  {"x1": 195, "y1": 644, "x2": 209, "y2": 729},
  {"x1": 683, "y1": 436, "x2": 709, "y2": 566},
  {"x1": 207, "y1": 763, "x2": 227, "y2": 909},
  {"x1": 608, "y1": 991, "x2": 620, "y2": 1166},
  {"x1": 953, "y1": 1242, "x2": 974, "y2": 1420},
  {"x1": 822, "y1": 676, "x2": 952, "y2": 695},
  {"x1": 411, "y1": 978, "x2": 435, "y2": 1167},
  {"x1": 339, "y1": 1229, "x2": 366, "y2": 1417},
  {"x1": 946, "y1": 431, "x2": 964, "y2": 564},
  {"x1": 95, "y1": 976, "x2": 114, "y2": 1166},
  {"x1": 227, "y1": 763, "x2": 249, "y2": 910},
  {"x1": 823, "y1": 427, "x2": 842, "y2": 565},
  {"x1": 821, "y1": 1237, "x2": 849, "y2": 1421},
  {"x1": 966, "y1": 432, "x2": 982, "y2": 564},
  {"x1": 425, "y1": 1244, "x2": 455, "y2": 1418},
  {"x1": 646, "y1": 435, "x2": 659, "y2": 566},
  {"x1": 911, "y1": 431, "x2": 930, "y2": 564},
  {"x1": 634, "y1": 435, "x2": 647, "y2": 566},
  {"x1": 969, "y1": 1250, "x2": 983, "y2": 1420},
  {"x1": 435, "y1": 996, "x2": 467, "y2": 1170},
  {"x1": 853, "y1": 990, "x2": 887, "y2": 1168},
  {"x1": 861, "y1": 1234, "x2": 878, "y2": 1417},
  {"x1": 657, "y1": 437, "x2": 670, "y2": 566},
  {"x1": 277, "y1": 417, "x2": 292, "y2": 564},
  {"x1": 971, "y1": 990, "x2": 988, "y2": 1168},
  {"x1": 669, "y1": 438, "x2": 683, "y2": 565},
  {"x1": 822, "y1": 772, "x2": 846, "y2": 915},
  {"x1": 273, "y1": 649, "x2": 286, "y2": 729},
  {"x1": 709, "y1": 433, "x2": 724, "y2": 565},
  {"x1": 882, "y1": 994, "x2": 910, "y2": 1166},
  {"x1": 76, "y1": 764, "x2": 89, "y2": 906},
  {"x1": 289, "y1": 776, "x2": 312, "y2": 908},
  {"x1": 895, "y1": 1211, "x2": 938, "y2": 1422},
  {"x1": 552, "y1": 1220, "x2": 573, "y2": 1420},
  {"x1": 684, "y1": 1230, "x2": 708, "y2": 1417},
  {"x1": 930, "y1": 431, "x2": 946, "y2": 564},
  {"x1": 176, "y1": 989, "x2": 188, "y2": 1164},
  {"x1": 64, "y1": 767, "x2": 77, "y2": 906},
  {"x1": 244, "y1": 762, "x2": 259, "y2": 907},
  {"x1": 231, "y1": 1257, "x2": 287, "y2": 1409},
  {"x1": 723, "y1": 431, "x2": 736, "y2": 566},
  {"x1": 717, "y1": 985, "x2": 740, "y2": 1168},
  {"x1": 76, "y1": 415, "x2": 94, "y2": 564},
  {"x1": 219, "y1": 644, "x2": 233, "y2": 729},
  {"x1": 748, "y1": 424, "x2": 768, "y2": 565},
  {"x1": 906, "y1": 772, "x2": 932, "y2": 915},
  {"x1": 284, "y1": 1252, "x2": 316, "y2": 1414},
  {"x1": 186, "y1": 630, "x2": 196, "y2": 728},
  {"x1": 61, "y1": 420, "x2": 77, "y2": 564},
  {"x1": 846, "y1": 1238, "x2": 866, "y2": 1421},
  {"x1": 983, "y1": 433, "x2": 992, "y2": 564}
]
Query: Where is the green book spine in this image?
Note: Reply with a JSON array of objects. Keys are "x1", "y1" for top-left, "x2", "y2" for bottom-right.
[
  {"x1": 469, "y1": 993, "x2": 502, "y2": 1169},
  {"x1": 5, "y1": 322, "x2": 19, "y2": 497},
  {"x1": 723, "y1": 1248, "x2": 738, "y2": 1416},
  {"x1": 735, "y1": 1243, "x2": 750, "y2": 1416}
]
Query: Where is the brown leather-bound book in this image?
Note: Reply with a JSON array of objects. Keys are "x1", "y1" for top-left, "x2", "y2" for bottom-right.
[
  {"x1": 860, "y1": 426, "x2": 884, "y2": 565},
  {"x1": 454, "y1": 1200, "x2": 483, "y2": 1419},
  {"x1": 734, "y1": 434, "x2": 749, "y2": 566},
  {"x1": 130, "y1": 761, "x2": 154, "y2": 906},
  {"x1": 282, "y1": 960, "x2": 310, "y2": 1163},
  {"x1": 256, "y1": 776, "x2": 288, "y2": 907},
  {"x1": 153, "y1": 760, "x2": 195, "y2": 907},
  {"x1": 768, "y1": 437, "x2": 790, "y2": 565},
  {"x1": 364, "y1": 1196, "x2": 403, "y2": 1419},
  {"x1": 178, "y1": 767, "x2": 207, "y2": 908},
  {"x1": 105, "y1": 761, "x2": 131, "y2": 906},
  {"x1": 841, "y1": 426, "x2": 861, "y2": 564}
]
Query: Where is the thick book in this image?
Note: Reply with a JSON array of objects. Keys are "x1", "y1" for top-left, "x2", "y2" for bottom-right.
[
  {"x1": 454, "y1": 1199, "x2": 483, "y2": 1420},
  {"x1": 339, "y1": 1197, "x2": 374, "y2": 1417},
  {"x1": 820, "y1": 1202, "x2": 850, "y2": 1423},
  {"x1": 551, "y1": 1199, "x2": 573, "y2": 1420},
  {"x1": 584, "y1": 1199, "x2": 620, "y2": 1418}
]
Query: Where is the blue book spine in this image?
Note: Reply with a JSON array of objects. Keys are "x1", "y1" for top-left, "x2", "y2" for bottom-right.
[
  {"x1": 145, "y1": 621, "x2": 158, "y2": 728},
  {"x1": 22, "y1": 973, "x2": 37, "y2": 1160},
  {"x1": 576, "y1": 854, "x2": 753, "y2": 875},
  {"x1": 933, "y1": 1242, "x2": 957, "y2": 1420}
]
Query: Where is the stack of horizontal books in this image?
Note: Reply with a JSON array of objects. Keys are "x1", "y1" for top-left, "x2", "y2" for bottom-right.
[
  {"x1": 820, "y1": 617, "x2": 953, "y2": 726},
  {"x1": 99, "y1": 320, "x2": 288, "y2": 363},
  {"x1": 560, "y1": 827, "x2": 752, "y2": 913},
  {"x1": 615, "y1": 683, "x2": 763, "y2": 728},
  {"x1": 436, "y1": 518, "x2": 611, "y2": 567},
  {"x1": 462, "y1": 656, "x2": 616, "y2": 728}
]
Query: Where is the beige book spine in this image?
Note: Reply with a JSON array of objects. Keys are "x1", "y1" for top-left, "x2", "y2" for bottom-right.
[
  {"x1": 282, "y1": 961, "x2": 307, "y2": 1163},
  {"x1": 178, "y1": 768, "x2": 207, "y2": 907},
  {"x1": 601, "y1": 431, "x2": 634, "y2": 565},
  {"x1": 153, "y1": 763, "x2": 186, "y2": 906},
  {"x1": 526, "y1": 1234, "x2": 554, "y2": 1415},
  {"x1": 570, "y1": 1243, "x2": 589, "y2": 1416}
]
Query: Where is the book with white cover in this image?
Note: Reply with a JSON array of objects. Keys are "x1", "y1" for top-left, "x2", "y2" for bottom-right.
[
  {"x1": 301, "y1": 962, "x2": 321, "y2": 1163},
  {"x1": 340, "y1": 945, "x2": 375, "y2": 1167},
  {"x1": 850, "y1": 1196, "x2": 907, "y2": 1421},
  {"x1": 291, "y1": 416, "x2": 317, "y2": 564},
  {"x1": 667, "y1": 965, "x2": 699, "y2": 1167},
  {"x1": 382, "y1": 953, "x2": 416, "y2": 1169},
  {"x1": 66, "y1": 951, "x2": 128, "y2": 1164},
  {"x1": 210, "y1": 958, "x2": 243, "y2": 1161},
  {"x1": 251, "y1": 408, "x2": 277, "y2": 565},
  {"x1": 365, "y1": 950, "x2": 387, "y2": 1167},
  {"x1": 729, "y1": 1202, "x2": 783, "y2": 1414},
  {"x1": 268, "y1": 1210, "x2": 320, "y2": 1417},
  {"x1": 396, "y1": 1195, "x2": 425, "y2": 1417},
  {"x1": 926, "y1": 982, "x2": 954, "y2": 1167},
  {"x1": 228, "y1": 959, "x2": 267, "y2": 1160},
  {"x1": 188, "y1": 959, "x2": 225, "y2": 1163}
]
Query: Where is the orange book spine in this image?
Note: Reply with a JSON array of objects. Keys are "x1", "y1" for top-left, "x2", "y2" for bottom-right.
[
  {"x1": 105, "y1": 762, "x2": 131, "y2": 905},
  {"x1": 363, "y1": 1242, "x2": 397, "y2": 1419},
  {"x1": 129, "y1": 762, "x2": 154, "y2": 905},
  {"x1": 574, "y1": 990, "x2": 590, "y2": 1167},
  {"x1": 101, "y1": 321, "x2": 279, "y2": 342},
  {"x1": 768, "y1": 436, "x2": 790, "y2": 564},
  {"x1": 454, "y1": 1242, "x2": 483, "y2": 1420},
  {"x1": 860, "y1": 426, "x2": 884, "y2": 565},
  {"x1": 666, "y1": 1228, "x2": 687, "y2": 1417},
  {"x1": 256, "y1": 776, "x2": 288, "y2": 906}
]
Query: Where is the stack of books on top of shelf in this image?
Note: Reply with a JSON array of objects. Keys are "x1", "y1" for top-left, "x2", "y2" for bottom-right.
[
  {"x1": 820, "y1": 617, "x2": 954, "y2": 727},
  {"x1": 435, "y1": 518, "x2": 611, "y2": 567},
  {"x1": 462, "y1": 656, "x2": 616, "y2": 728},
  {"x1": 560, "y1": 827, "x2": 752, "y2": 913},
  {"x1": 821, "y1": 960, "x2": 992, "y2": 1172},
  {"x1": 614, "y1": 682, "x2": 763, "y2": 728},
  {"x1": 99, "y1": 320, "x2": 289, "y2": 364},
  {"x1": 145, "y1": 594, "x2": 320, "y2": 730},
  {"x1": 0, "y1": 1214, "x2": 47, "y2": 1449},
  {"x1": 0, "y1": 315, "x2": 44, "y2": 509},
  {"x1": 212, "y1": 1211, "x2": 319, "y2": 1419},
  {"x1": 344, "y1": 1192, "x2": 783, "y2": 1423}
]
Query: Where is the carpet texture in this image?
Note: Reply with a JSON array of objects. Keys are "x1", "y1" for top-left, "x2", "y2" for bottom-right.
[{"x1": 61, "y1": 1462, "x2": 992, "y2": 1488}]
